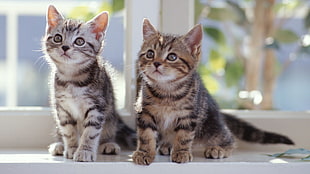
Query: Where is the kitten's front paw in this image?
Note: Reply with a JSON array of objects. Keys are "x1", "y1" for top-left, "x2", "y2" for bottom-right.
[
  {"x1": 171, "y1": 150, "x2": 192, "y2": 163},
  {"x1": 132, "y1": 150, "x2": 155, "y2": 165},
  {"x1": 73, "y1": 149, "x2": 96, "y2": 162},
  {"x1": 64, "y1": 147, "x2": 77, "y2": 159},
  {"x1": 48, "y1": 142, "x2": 64, "y2": 156},
  {"x1": 204, "y1": 146, "x2": 233, "y2": 159},
  {"x1": 99, "y1": 142, "x2": 120, "y2": 155}
]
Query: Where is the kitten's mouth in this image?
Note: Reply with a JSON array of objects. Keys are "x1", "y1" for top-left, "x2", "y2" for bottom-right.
[
  {"x1": 145, "y1": 70, "x2": 163, "y2": 81},
  {"x1": 153, "y1": 69, "x2": 162, "y2": 75},
  {"x1": 62, "y1": 53, "x2": 71, "y2": 59}
]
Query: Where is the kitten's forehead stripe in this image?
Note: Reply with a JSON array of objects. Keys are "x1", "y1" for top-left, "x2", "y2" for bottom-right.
[
  {"x1": 59, "y1": 20, "x2": 83, "y2": 35},
  {"x1": 159, "y1": 36, "x2": 164, "y2": 45},
  {"x1": 152, "y1": 36, "x2": 177, "y2": 52}
]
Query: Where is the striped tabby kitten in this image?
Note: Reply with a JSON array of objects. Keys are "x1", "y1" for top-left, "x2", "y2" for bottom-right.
[
  {"x1": 133, "y1": 19, "x2": 294, "y2": 165},
  {"x1": 43, "y1": 5, "x2": 135, "y2": 162}
]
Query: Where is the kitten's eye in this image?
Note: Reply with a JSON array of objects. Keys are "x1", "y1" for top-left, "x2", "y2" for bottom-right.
[
  {"x1": 146, "y1": 50, "x2": 155, "y2": 59},
  {"x1": 74, "y1": 37, "x2": 85, "y2": 46},
  {"x1": 166, "y1": 53, "x2": 178, "y2": 61},
  {"x1": 53, "y1": 34, "x2": 62, "y2": 43}
]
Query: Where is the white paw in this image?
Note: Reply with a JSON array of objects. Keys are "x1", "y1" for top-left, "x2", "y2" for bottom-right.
[
  {"x1": 73, "y1": 150, "x2": 96, "y2": 162},
  {"x1": 99, "y1": 142, "x2": 121, "y2": 155},
  {"x1": 64, "y1": 147, "x2": 77, "y2": 159},
  {"x1": 48, "y1": 142, "x2": 64, "y2": 156}
]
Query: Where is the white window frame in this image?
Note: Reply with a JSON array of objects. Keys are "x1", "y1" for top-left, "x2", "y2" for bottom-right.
[{"x1": 0, "y1": 0, "x2": 309, "y2": 152}]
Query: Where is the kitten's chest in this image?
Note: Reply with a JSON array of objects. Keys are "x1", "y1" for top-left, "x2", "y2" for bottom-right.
[
  {"x1": 55, "y1": 84, "x2": 90, "y2": 119},
  {"x1": 147, "y1": 102, "x2": 190, "y2": 130}
]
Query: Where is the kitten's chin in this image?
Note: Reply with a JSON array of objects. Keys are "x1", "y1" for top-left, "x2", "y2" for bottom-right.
[
  {"x1": 145, "y1": 72, "x2": 177, "y2": 84},
  {"x1": 50, "y1": 54, "x2": 92, "y2": 66}
]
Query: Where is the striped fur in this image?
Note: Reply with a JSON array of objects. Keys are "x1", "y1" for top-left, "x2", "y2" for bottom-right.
[
  {"x1": 132, "y1": 19, "x2": 294, "y2": 165},
  {"x1": 43, "y1": 5, "x2": 135, "y2": 162}
]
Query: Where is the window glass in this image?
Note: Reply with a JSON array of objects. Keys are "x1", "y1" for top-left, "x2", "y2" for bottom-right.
[
  {"x1": 196, "y1": 0, "x2": 310, "y2": 111},
  {"x1": 17, "y1": 16, "x2": 48, "y2": 106}
]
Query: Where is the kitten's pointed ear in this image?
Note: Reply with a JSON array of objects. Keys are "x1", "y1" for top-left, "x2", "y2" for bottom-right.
[
  {"x1": 143, "y1": 18, "x2": 158, "y2": 41},
  {"x1": 87, "y1": 11, "x2": 109, "y2": 40},
  {"x1": 47, "y1": 5, "x2": 64, "y2": 31},
  {"x1": 182, "y1": 24, "x2": 203, "y2": 55}
]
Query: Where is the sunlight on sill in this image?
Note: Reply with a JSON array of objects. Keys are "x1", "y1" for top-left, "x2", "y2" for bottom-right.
[{"x1": 269, "y1": 159, "x2": 289, "y2": 164}]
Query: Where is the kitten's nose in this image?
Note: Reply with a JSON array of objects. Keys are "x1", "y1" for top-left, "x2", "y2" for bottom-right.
[
  {"x1": 62, "y1": 45, "x2": 70, "y2": 52},
  {"x1": 153, "y1": 62, "x2": 161, "y2": 68}
]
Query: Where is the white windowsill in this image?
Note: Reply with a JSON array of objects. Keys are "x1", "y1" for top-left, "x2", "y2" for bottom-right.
[
  {"x1": 0, "y1": 108, "x2": 309, "y2": 173},
  {"x1": 0, "y1": 148, "x2": 309, "y2": 174}
]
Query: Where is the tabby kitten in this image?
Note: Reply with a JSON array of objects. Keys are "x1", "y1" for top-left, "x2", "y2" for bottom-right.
[
  {"x1": 132, "y1": 19, "x2": 294, "y2": 165},
  {"x1": 43, "y1": 5, "x2": 135, "y2": 162}
]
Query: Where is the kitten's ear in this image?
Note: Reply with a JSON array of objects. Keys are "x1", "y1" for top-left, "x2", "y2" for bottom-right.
[
  {"x1": 47, "y1": 5, "x2": 64, "y2": 32},
  {"x1": 87, "y1": 11, "x2": 109, "y2": 40},
  {"x1": 143, "y1": 18, "x2": 158, "y2": 40},
  {"x1": 182, "y1": 24, "x2": 203, "y2": 55}
]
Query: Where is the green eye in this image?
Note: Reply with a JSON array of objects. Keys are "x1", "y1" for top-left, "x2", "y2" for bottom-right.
[
  {"x1": 166, "y1": 53, "x2": 177, "y2": 61},
  {"x1": 74, "y1": 37, "x2": 85, "y2": 46},
  {"x1": 53, "y1": 34, "x2": 62, "y2": 43},
  {"x1": 146, "y1": 50, "x2": 155, "y2": 59}
]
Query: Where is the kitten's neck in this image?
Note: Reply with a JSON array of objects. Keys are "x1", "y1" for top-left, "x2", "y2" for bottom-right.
[
  {"x1": 54, "y1": 59, "x2": 100, "y2": 83},
  {"x1": 145, "y1": 71, "x2": 196, "y2": 93}
]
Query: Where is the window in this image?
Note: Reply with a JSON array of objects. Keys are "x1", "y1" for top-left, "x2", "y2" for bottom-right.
[
  {"x1": 1, "y1": 0, "x2": 309, "y2": 112},
  {"x1": 196, "y1": 0, "x2": 310, "y2": 111}
]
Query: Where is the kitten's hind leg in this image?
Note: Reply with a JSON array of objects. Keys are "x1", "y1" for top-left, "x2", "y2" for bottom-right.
[
  {"x1": 204, "y1": 145, "x2": 234, "y2": 159},
  {"x1": 48, "y1": 142, "x2": 64, "y2": 156},
  {"x1": 203, "y1": 132, "x2": 235, "y2": 159},
  {"x1": 158, "y1": 142, "x2": 172, "y2": 156},
  {"x1": 99, "y1": 142, "x2": 121, "y2": 155}
]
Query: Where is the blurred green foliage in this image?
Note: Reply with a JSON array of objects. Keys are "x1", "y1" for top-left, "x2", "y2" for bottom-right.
[
  {"x1": 196, "y1": 0, "x2": 310, "y2": 108},
  {"x1": 204, "y1": 27, "x2": 226, "y2": 46},
  {"x1": 68, "y1": 0, "x2": 124, "y2": 21},
  {"x1": 274, "y1": 29, "x2": 299, "y2": 43}
]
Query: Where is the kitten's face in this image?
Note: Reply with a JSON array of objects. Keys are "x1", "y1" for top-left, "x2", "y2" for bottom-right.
[
  {"x1": 44, "y1": 5, "x2": 108, "y2": 67},
  {"x1": 138, "y1": 19, "x2": 202, "y2": 84}
]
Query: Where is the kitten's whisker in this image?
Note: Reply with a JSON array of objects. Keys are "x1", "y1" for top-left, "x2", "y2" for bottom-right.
[
  {"x1": 33, "y1": 49, "x2": 44, "y2": 52},
  {"x1": 34, "y1": 55, "x2": 49, "y2": 73}
]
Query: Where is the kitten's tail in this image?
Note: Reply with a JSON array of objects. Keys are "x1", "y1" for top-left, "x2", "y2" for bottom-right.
[
  {"x1": 222, "y1": 112, "x2": 294, "y2": 145},
  {"x1": 115, "y1": 118, "x2": 137, "y2": 150}
]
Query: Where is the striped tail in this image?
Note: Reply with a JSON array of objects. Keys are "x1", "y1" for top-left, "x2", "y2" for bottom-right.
[
  {"x1": 222, "y1": 113, "x2": 294, "y2": 145},
  {"x1": 115, "y1": 118, "x2": 137, "y2": 150}
]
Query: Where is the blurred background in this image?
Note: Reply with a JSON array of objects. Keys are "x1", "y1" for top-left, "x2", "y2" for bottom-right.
[{"x1": 0, "y1": 0, "x2": 309, "y2": 111}]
